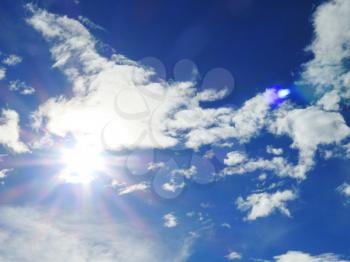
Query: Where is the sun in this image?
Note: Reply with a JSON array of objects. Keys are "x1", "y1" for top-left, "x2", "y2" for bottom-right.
[{"x1": 59, "y1": 143, "x2": 105, "y2": 184}]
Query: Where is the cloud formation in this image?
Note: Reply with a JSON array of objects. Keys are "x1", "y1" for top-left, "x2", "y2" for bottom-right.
[
  {"x1": 0, "y1": 168, "x2": 13, "y2": 179},
  {"x1": 9, "y1": 80, "x2": 35, "y2": 95},
  {"x1": 2, "y1": 54, "x2": 22, "y2": 66},
  {"x1": 0, "y1": 206, "x2": 193, "y2": 262},
  {"x1": 236, "y1": 190, "x2": 297, "y2": 220},
  {"x1": 226, "y1": 251, "x2": 242, "y2": 260},
  {"x1": 0, "y1": 109, "x2": 29, "y2": 153},
  {"x1": 337, "y1": 183, "x2": 350, "y2": 197},
  {"x1": 163, "y1": 213, "x2": 178, "y2": 228},
  {"x1": 22, "y1": 2, "x2": 350, "y2": 210},
  {"x1": 0, "y1": 67, "x2": 5, "y2": 80},
  {"x1": 274, "y1": 251, "x2": 349, "y2": 262},
  {"x1": 117, "y1": 182, "x2": 149, "y2": 196},
  {"x1": 300, "y1": 0, "x2": 350, "y2": 111}
]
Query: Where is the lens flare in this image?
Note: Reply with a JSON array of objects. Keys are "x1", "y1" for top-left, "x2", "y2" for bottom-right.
[
  {"x1": 277, "y1": 88, "x2": 290, "y2": 98},
  {"x1": 265, "y1": 86, "x2": 291, "y2": 106},
  {"x1": 59, "y1": 144, "x2": 105, "y2": 184}
]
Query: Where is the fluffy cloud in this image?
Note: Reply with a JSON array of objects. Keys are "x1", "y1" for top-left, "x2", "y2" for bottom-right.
[
  {"x1": 268, "y1": 106, "x2": 350, "y2": 179},
  {"x1": 274, "y1": 251, "x2": 349, "y2": 262},
  {"x1": 224, "y1": 151, "x2": 247, "y2": 166},
  {"x1": 226, "y1": 251, "x2": 242, "y2": 260},
  {"x1": 26, "y1": 4, "x2": 275, "y2": 153},
  {"x1": 236, "y1": 190, "x2": 297, "y2": 220},
  {"x1": 25, "y1": 4, "x2": 350, "y2": 185},
  {"x1": 2, "y1": 54, "x2": 22, "y2": 66},
  {"x1": 0, "y1": 206, "x2": 194, "y2": 262},
  {"x1": 300, "y1": 0, "x2": 350, "y2": 111},
  {"x1": 270, "y1": 106, "x2": 350, "y2": 152},
  {"x1": 163, "y1": 213, "x2": 178, "y2": 228},
  {"x1": 0, "y1": 109, "x2": 29, "y2": 153},
  {"x1": 179, "y1": 93, "x2": 270, "y2": 149},
  {"x1": 26, "y1": 4, "x2": 194, "y2": 150}
]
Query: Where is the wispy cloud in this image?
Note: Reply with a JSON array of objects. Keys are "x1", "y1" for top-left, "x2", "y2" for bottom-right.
[
  {"x1": 2, "y1": 54, "x2": 22, "y2": 66},
  {"x1": 117, "y1": 182, "x2": 149, "y2": 196},
  {"x1": 236, "y1": 190, "x2": 297, "y2": 221},
  {"x1": 274, "y1": 251, "x2": 350, "y2": 262},
  {"x1": 0, "y1": 206, "x2": 194, "y2": 262},
  {"x1": 9, "y1": 80, "x2": 35, "y2": 95}
]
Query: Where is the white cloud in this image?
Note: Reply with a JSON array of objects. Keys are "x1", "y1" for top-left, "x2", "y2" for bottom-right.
[
  {"x1": 0, "y1": 168, "x2": 13, "y2": 179},
  {"x1": 163, "y1": 213, "x2": 178, "y2": 228},
  {"x1": 274, "y1": 251, "x2": 349, "y2": 262},
  {"x1": 221, "y1": 223, "x2": 231, "y2": 229},
  {"x1": 9, "y1": 80, "x2": 35, "y2": 95},
  {"x1": 224, "y1": 151, "x2": 247, "y2": 166},
  {"x1": 25, "y1": 4, "x2": 350, "y2": 185},
  {"x1": 270, "y1": 106, "x2": 350, "y2": 151},
  {"x1": 78, "y1": 15, "x2": 106, "y2": 31},
  {"x1": 0, "y1": 67, "x2": 5, "y2": 80},
  {"x1": 204, "y1": 149, "x2": 215, "y2": 159},
  {"x1": 222, "y1": 156, "x2": 298, "y2": 179},
  {"x1": 195, "y1": 88, "x2": 229, "y2": 102},
  {"x1": 268, "y1": 106, "x2": 350, "y2": 179},
  {"x1": 26, "y1": 4, "x2": 194, "y2": 150},
  {"x1": 226, "y1": 251, "x2": 242, "y2": 260},
  {"x1": 0, "y1": 109, "x2": 29, "y2": 153},
  {"x1": 162, "y1": 178, "x2": 186, "y2": 192},
  {"x1": 337, "y1": 183, "x2": 350, "y2": 197},
  {"x1": 26, "y1": 4, "x2": 275, "y2": 153},
  {"x1": 236, "y1": 190, "x2": 297, "y2": 221},
  {"x1": 180, "y1": 93, "x2": 270, "y2": 149},
  {"x1": 117, "y1": 182, "x2": 149, "y2": 196},
  {"x1": 266, "y1": 146, "x2": 283, "y2": 156},
  {"x1": 258, "y1": 173, "x2": 267, "y2": 181},
  {"x1": 2, "y1": 54, "x2": 22, "y2": 66},
  {"x1": 299, "y1": 0, "x2": 350, "y2": 111},
  {"x1": 147, "y1": 161, "x2": 165, "y2": 171},
  {"x1": 0, "y1": 206, "x2": 194, "y2": 262},
  {"x1": 171, "y1": 166, "x2": 197, "y2": 179}
]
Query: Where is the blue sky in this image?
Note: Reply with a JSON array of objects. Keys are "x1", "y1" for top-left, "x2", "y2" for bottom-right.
[{"x1": 0, "y1": 0, "x2": 350, "y2": 261}]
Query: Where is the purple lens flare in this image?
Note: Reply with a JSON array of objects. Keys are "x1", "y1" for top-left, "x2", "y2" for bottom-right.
[{"x1": 265, "y1": 86, "x2": 291, "y2": 106}]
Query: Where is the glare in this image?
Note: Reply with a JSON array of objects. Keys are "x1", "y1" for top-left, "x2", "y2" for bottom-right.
[
  {"x1": 277, "y1": 89, "x2": 290, "y2": 98},
  {"x1": 59, "y1": 144, "x2": 105, "y2": 184}
]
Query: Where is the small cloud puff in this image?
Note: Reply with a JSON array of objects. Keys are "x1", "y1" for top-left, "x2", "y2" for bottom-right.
[
  {"x1": 226, "y1": 251, "x2": 242, "y2": 260},
  {"x1": 163, "y1": 213, "x2": 178, "y2": 228}
]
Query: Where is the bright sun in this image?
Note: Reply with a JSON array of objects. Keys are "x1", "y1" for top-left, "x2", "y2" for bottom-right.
[{"x1": 59, "y1": 144, "x2": 105, "y2": 184}]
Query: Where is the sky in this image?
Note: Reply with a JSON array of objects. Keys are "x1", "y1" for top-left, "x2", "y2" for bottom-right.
[{"x1": 0, "y1": 0, "x2": 350, "y2": 261}]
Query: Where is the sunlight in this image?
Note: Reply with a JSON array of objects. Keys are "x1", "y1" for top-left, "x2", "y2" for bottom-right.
[{"x1": 59, "y1": 143, "x2": 105, "y2": 184}]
